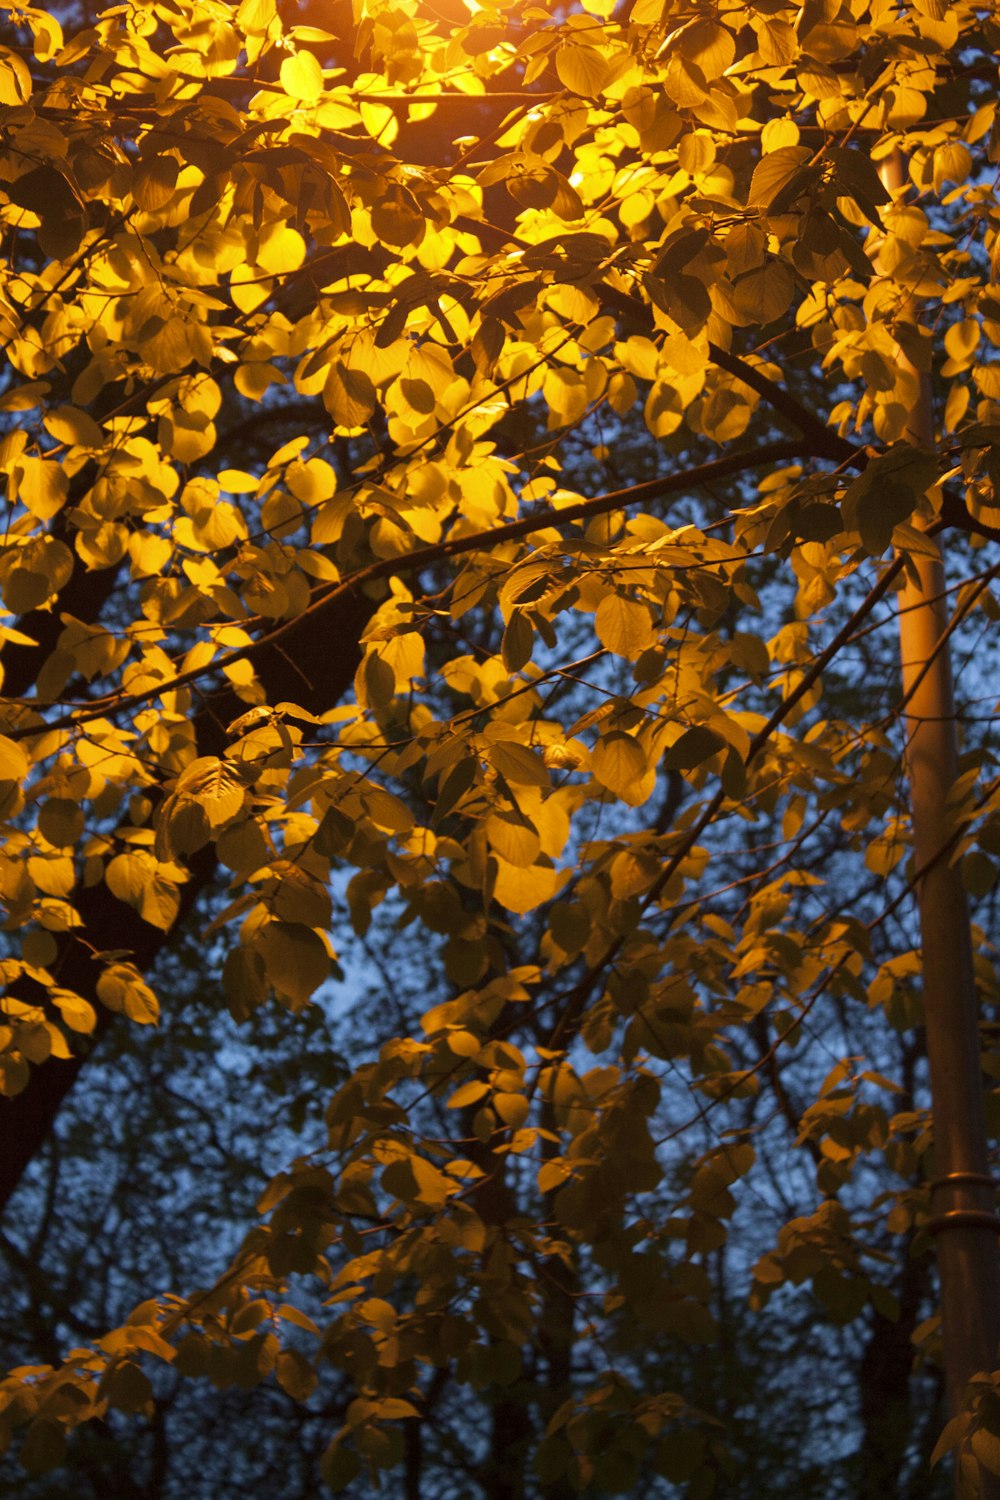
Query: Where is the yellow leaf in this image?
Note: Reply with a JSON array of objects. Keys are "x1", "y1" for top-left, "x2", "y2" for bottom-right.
[
  {"x1": 218, "y1": 469, "x2": 260, "y2": 494},
  {"x1": 495, "y1": 1091, "x2": 529, "y2": 1127},
  {"x1": 257, "y1": 224, "x2": 306, "y2": 275},
  {"x1": 0, "y1": 734, "x2": 28, "y2": 783},
  {"x1": 371, "y1": 186, "x2": 425, "y2": 249},
  {"x1": 324, "y1": 362, "x2": 377, "y2": 430},
  {"x1": 447, "y1": 1030, "x2": 482, "y2": 1057},
  {"x1": 159, "y1": 410, "x2": 216, "y2": 463},
  {"x1": 538, "y1": 1158, "x2": 571, "y2": 1193},
  {"x1": 140, "y1": 873, "x2": 180, "y2": 932},
  {"x1": 217, "y1": 818, "x2": 269, "y2": 876},
  {"x1": 97, "y1": 964, "x2": 160, "y2": 1025},
  {"x1": 362, "y1": 785, "x2": 415, "y2": 833},
  {"x1": 256, "y1": 921, "x2": 329, "y2": 1009},
  {"x1": 728, "y1": 262, "x2": 795, "y2": 326},
  {"x1": 175, "y1": 757, "x2": 246, "y2": 828},
  {"x1": 754, "y1": 17, "x2": 796, "y2": 66},
  {"x1": 492, "y1": 856, "x2": 565, "y2": 915},
  {"x1": 238, "y1": 0, "x2": 276, "y2": 32},
  {"x1": 382, "y1": 1154, "x2": 452, "y2": 1208},
  {"x1": 51, "y1": 989, "x2": 97, "y2": 1034},
  {"x1": 128, "y1": 531, "x2": 173, "y2": 578},
  {"x1": 106, "y1": 851, "x2": 152, "y2": 906},
  {"x1": 676, "y1": 18, "x2": 735, "y2": 74},
  {"x1": 0, "y1": 1054, "x2": 30, "y2": 1096},
  {"x1": 591, "y1": 732, "x2": 648, "y2": 798},
  {"x1": 881, "y1": 84, "x2": 926, "y2": 129},
  {"x1": 16, "y1": 1021, "x2": 52, "y2": 1064},
  {"x1": 447, "y1": 1080, "x2": 490, "y2": 1109},
  {"x1": 485, "y1": 812, "x2": 540, "y2": 868},
  {"x1": 0, "y1": 48, "x2": 31, "y2": 105},
  {"x1": 594, "y1": 594, "x2": 657, "y2": 659},
  {"x1": 15, "y1": 456, "x2": 68, "y2": 519},
  {"x1": 27, "y1": 854, "x2": 75, "y2": 898},
  {"x1": 311, "y1": 495, "x2": 352, "y2": 545},
  {"x1": 38, "y1": 798, "x2": 83, "y2": 848},
  {"x1": 555, "y1": 43, "x2": 609, "y2": 98},
  {"x1": 489, "y1": 741, "x2": 550, "y2": 788},
  {"x1": 698, "y1": 387, "x2": 751, "y2": 442},
  {"x1": 944, "y1": 320, "x2": 979, "y2": 364},
  {"x1": 286, "y1": 457, "x2": 336, "y2": 505},
  {"x1": 236, "y1": 361, "x2": 287, "y2": 401},
  {"x1": 43, "y1": 405, "x2": 104, "y2": 448},
  {"x1": 376, "y1": 632, "x2": 425, "y2": 693},
  {"x1": 360, "y1": 100, "x2": 398, "y2": 144},
  {"x1": 132, "y1": 154, "x2": 180, "y2": 211},
  {"x1": 280, "y1": 50, "x2": 324, "y2": 103},
  {"x1": 230, "y1": 268, "x2": 271, "y2": 315},
  {"x1": 761, "y1": 118, "x2": 800, "y2": 153}
]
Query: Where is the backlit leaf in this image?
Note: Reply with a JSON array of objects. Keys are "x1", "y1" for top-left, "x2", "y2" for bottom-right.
[
  {"x1": 97, "y1": 964, "x2": 160, "y2": 1025},
  {"x1": 591, "y1": 732, "x2": 647, "y2": 797},
  {"x1": 595, "y1": 594, "x2": 657, "y2": 659},
  {"x1": 485, "y1": 812, "x2": 541, "y2": 868},
  {"x1": 0, "y1": 735, "x2": 28, "y2": 784},
  {"x1": 280, "y1": 50, "x2": 324, "y2": 103},
  {"x1": 555, "y1": 45, "x2": 609, "y2": 98},
  {"x1": 257, "y1": 921, "x2": 329, "y2": 1009}
]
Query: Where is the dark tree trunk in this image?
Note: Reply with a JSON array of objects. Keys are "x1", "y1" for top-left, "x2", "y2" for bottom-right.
[
  {"x1": 857, "y1": 1248, "x2": 929, "y2": 1500},
  {"x1": 858, "y1": 1045, "x2": 935, "y2": 1500}
]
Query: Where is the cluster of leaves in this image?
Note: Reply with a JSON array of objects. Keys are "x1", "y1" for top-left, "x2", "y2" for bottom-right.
[{"x1": 3, "y1": 0, "x2": 1000, "y2": 1492}]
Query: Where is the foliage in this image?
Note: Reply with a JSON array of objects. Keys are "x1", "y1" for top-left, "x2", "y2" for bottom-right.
[
  {"x1": 2, "y1": 0, "x2": 1000, "y2": 1491},
  {"x1": 0, "y1": 938, "x2": 348, "y2": 1500}
]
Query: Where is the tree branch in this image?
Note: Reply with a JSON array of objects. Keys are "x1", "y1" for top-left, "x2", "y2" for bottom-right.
[{"x1": 10, "y1": 437, "x2": 826, "y2": 738}]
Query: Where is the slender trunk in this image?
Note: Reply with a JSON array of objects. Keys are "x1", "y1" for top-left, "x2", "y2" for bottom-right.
[
  {"x1": 485, "y1": 1392, "x2": 533, "y2": 1500},
  {"x1": 147, "y1": 1396, "x2": 170, "y2": 1500},
  {"x1": 880, "y1": 151, "x2": 1000, "y2": 1497},
  {"x1": 537, "y1": 1103, "x2": 576, "y2": 1500},
  {"x1": 404, "y1": 1404, "x2": 423, "y2": 1500},
  {"x1": 858, "y1": 1042, "x2": 938, "y2": 1499},
  {"x1": 465, "y1": 1136, "x2": 532, "y2": 1500},
  {"x1": 858, "y1": 1247, "x2": 931, "y2": 1499}
]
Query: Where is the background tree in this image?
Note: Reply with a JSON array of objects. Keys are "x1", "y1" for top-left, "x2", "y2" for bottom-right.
[{"x1": 1, "y1": 0, "x2": 1000, "y2": 1494}]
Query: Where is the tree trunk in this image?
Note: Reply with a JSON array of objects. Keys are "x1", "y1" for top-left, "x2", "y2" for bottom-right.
[
  {"x1": 858, "y1": 1248, "x2": 931, "y2": 1499},
  {"x1": 881, "y1": 150, "x2": 1000, "y2": 1497}
]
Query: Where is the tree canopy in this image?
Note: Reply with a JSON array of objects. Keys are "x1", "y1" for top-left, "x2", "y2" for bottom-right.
[{"x1": 2, "y1": 0, "x2": 1000, "y2": 1492}]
